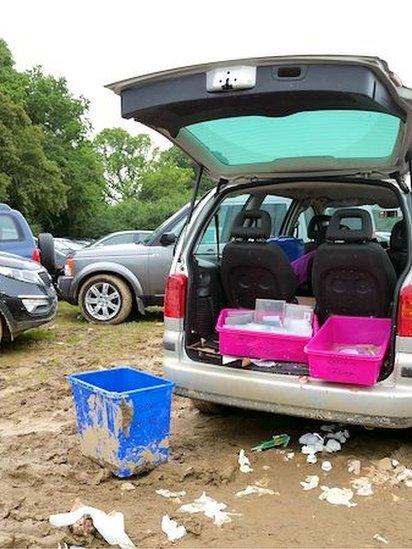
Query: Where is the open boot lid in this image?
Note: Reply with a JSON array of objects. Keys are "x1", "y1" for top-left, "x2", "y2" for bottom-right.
[{"x1": 107, "y1": 55, "x2": 412, "y2": 181}]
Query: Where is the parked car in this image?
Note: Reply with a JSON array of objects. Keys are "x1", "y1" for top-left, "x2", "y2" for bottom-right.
[
  {"x1": 110, "y1": 55, "x2": 412, "y2": 428},
  {"x1": 0, "y1": 203, "x2": 40, "y2": 261},
  {"x1": 89, "y1": 230, "x2": 153, "y2": 248},
  {"x1": 57, "y1": 207, "x2": 188, "y2": 324},
  {"x1": 0, "y1": 251, "x2": 57, "y2": 342}
]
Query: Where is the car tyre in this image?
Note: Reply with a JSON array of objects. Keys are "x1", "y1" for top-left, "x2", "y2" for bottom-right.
[
  {"x1": 78, "y1": 274, "x2": 133, "y2": 325},
  {"x1": 38, "y1": 233, "x2": 56, "y2": 273}
]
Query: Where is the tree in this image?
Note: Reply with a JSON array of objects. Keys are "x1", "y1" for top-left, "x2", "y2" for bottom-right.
[
  {"x1": 94, "y1": 128, "x2": 155, "y2": 202},
  {"x1": 160, "y1": 145, "x2": 216, "y2": 195},
  {"x1": 0, "y1": 41, "x2": 106, "y2": 235},
  {"x1": 0, "y1": 91, "x2": 65, "y2": 228}
]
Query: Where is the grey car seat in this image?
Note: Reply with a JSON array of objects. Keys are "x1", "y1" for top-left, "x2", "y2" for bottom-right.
[
  {"x1": 387, "y1": 220, "x2": 407, "y2": 277},
  {"x1": 221, "y1": 209, "x2": 298, "y2": 309},
  {"x1": 312, "y1": 208, "x2": 397, "y2": 321},
  {"x1": 305, "y1": 214, "x2": 332, "y2": 253}
]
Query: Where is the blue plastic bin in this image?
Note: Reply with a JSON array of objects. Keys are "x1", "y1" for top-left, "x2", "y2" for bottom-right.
[
  {"x1": 267, "y1": 236, "x2": 305, "y2": 262},
  {"x1": 68, "y1": 367, "x2": 174, "y2": 478}
]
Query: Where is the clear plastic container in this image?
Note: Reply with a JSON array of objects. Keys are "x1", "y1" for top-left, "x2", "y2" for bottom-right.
[
  {"x1": 285, "y1": 303, "x2": 313, "y2": 322},
  {"x1": 254, "y1": 299, "x2": 285, "y2": 327},
  {"x1": 225, "y1": 310, "x2": 254, "y2": 326}
]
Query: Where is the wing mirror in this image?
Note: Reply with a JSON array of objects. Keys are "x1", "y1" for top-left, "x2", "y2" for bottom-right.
[{"x1": 160, "y1": 232, "x2": 177, "y2": 246}]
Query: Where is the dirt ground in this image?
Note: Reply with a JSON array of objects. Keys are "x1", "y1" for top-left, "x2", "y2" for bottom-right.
[{"x1": 0, "y1": 303, "x2": 411, "y2": 548}]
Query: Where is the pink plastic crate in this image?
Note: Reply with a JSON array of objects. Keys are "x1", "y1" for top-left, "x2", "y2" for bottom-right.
[
  {"x1": 216, "y1": 308, "x2": 318, "y2": 364},
  {"x1": 305, "y1": 315, "x2": 391, "y2": 386}
]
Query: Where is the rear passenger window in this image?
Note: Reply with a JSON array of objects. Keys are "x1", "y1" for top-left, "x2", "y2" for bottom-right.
[
  {"x1": 294, "y1": 208, "x2": 315, "y2": 243},
  {"x1": 196, "y1": 194, "x2": 251, "y2": 258},
  {"x1": 195, "y1": 194, "x2": 292, "y2": 259},
  {"x1": 0, "y1": 215, "x2": 21, "y2": 241},
  {"x1": 260, "y1": 196, "x2": 292, "y2": 236}
]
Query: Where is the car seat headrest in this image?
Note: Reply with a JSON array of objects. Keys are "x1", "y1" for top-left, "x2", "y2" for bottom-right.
[
  {"x1": 230, "y1": 209, "x2": 272, "y2": 240},
  {"x1": 390, "y1": 220, "x2": 406, "y2": 251},
  {"x1": 307, "y1": 214, "x2": 332, "y2": 243},
  {"x1": 326, "y1": 208, "x2": 373, "y2": 243}
]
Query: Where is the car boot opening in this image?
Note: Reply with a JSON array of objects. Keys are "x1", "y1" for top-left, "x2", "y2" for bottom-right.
[{"x1": 184, "y1": 179, "x2": 410, "y2": 383}]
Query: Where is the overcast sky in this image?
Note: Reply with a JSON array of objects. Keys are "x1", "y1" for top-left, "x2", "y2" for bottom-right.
[{"x1": 1, "y1": 0, "x2": 411, "y2": 148}]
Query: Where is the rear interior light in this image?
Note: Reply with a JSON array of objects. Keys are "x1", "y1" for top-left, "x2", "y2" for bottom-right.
[
  {"x1": 32, "y1": 247, "x2": 41, "y2": 262},
  {"x1": 397, "y1": 285, "x2": 412, "y2": 336},
  {"x1": 164, "y1": 274, "x2": 188, "y2": 318}
]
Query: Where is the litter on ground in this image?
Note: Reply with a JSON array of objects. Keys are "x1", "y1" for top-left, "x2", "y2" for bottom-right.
[
  {"x1": 306, "y1": 454, "x2": 318, "y2": 464},
  {"x1": 300, "y1": 475, "x2": 320, "y2": 491},
  {"x1": 238, "y1": 449, "x2": 253, "y2": 473},
  {"x1": 319, "y1": 486, "x2": 357, "y2": 507},
  {"x1": 284, "y1": 451, "x2": 295, "y2": 461},
  {"x1": 348, "y1": 459, "x2": 362, "y2": 475},
  {"x1": 120, "y1": 482, "x2": 135, "y2": 492},
  {"x1": 351, "y1": 477, "x2": 374, "y2": 496},
  {"x1": 321, "y1": 460, "x2": 333, "y2": 472},
  {"x1": 161, "y1": 515, "x2": 187, "y2": 542},
  {"x1": 324, "y1": 439, "x2": 341, "y2": 453},
  {"x1": 49, "y1": 502, "x2": 135, "y2": 548},
  {"x1": 179, "y1": 492, "x2": 235, "y2": 526},
  {"x1": 251, "y1": 433, "x2": 290, "y2": 452},
  {"x1": 325, "y1": 429, "x2": 350, "y2": 444},
  {"x1": 235, "y1": 485, "x2": 277, "y2": 497},
  {"x1": 156, "y1": 489, "x2": 187, "y2": 499},
  {"x1": 373, "y1": 533, "x2": 389, "y2": 544}
]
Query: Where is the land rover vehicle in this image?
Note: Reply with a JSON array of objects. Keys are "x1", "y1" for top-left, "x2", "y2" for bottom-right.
[
  {"x1": 110, "y1": 55, "x2": 412, "y2": 428},
  {"x1": 57, "y1": 207, "x2": 188, "y2": 323}
]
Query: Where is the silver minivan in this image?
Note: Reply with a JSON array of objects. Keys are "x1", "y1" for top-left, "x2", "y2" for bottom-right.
[{"x1": 110, "y1": 56, "x2": 412, "y2": 428}]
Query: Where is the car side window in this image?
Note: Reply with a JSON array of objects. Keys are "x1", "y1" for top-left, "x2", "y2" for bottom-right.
[
  {"x1": 103, "y1": 234, "x2": 134, "y2": 246},
  {"x1": 294, "y1": 207, "x2": 315, "y2": 243},
  {"x1": 195, "y1": 194, "x2": 251, "y2": 258},
  {"x1": 0, "y1": 215, "x2": 22, "y2": 241},
  {"x1": 195, "y1": 194, "x2": 292, "y2": 259},
  {"x1": 260, "y1": 196, "x2": 292, "y2": 236}
]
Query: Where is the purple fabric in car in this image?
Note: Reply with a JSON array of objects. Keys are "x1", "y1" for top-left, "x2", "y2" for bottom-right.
[{"x1": 290, "y1": 249, "x2": 316, "y2": 285}]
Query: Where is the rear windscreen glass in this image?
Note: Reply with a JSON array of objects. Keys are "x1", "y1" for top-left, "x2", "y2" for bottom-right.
[
  {"x1": 185, "y1": 110, "x2": 402, "y2": 166},
  {"x1": 0, "y1": 215, "x2": 22, "y2": 241}
]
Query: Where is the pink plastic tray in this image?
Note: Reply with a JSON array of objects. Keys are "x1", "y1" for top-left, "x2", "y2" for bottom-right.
[
  {"x1": 216, "y1": 308, "x2": 318, "y2": 364},
  {"x1": 305, "y1": 315, "x2": 391, "y2": 386}
]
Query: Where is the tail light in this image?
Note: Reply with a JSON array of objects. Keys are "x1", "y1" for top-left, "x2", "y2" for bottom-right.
[
  {"x1": 32, "y1": 247, "x2": 41, "y2": 263},
  {"x1": 397, "y1": 285, "x2": 412, "y2": 336},
  {"x1": 164, "y1": 274, "x2": 188, "y2": 318}
]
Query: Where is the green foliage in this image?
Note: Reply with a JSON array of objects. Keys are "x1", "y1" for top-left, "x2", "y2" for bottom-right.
[
  {"x1": 94, "y1": 128, "x2": 155, "y2": 202},
  {"x1": 0, "y1": 91, "x2": 65, "y2": 225},
  {"x1": 0, "y1": 39, "x2": 213, "y2": 238}
]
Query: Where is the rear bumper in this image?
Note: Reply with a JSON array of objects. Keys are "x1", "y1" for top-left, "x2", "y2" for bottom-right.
[
  {"x1": 57, "y1": 276, "x2": 76, "y2": 304},
  {"x1": 164, "y1": 353, "x2": 412, "y2": 428}
]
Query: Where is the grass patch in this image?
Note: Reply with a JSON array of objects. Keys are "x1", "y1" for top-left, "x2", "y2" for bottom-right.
[{"x1": 18, "y1": 329, "x2": 56, "y2": 344}]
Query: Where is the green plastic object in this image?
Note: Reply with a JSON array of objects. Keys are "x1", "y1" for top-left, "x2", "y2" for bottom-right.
[
  {"x1": 251, "y1": 433, "x2": 290, "y2": 452},
  {"x1": 186, "y1": 111, "x2": 402, "y2": 166}
]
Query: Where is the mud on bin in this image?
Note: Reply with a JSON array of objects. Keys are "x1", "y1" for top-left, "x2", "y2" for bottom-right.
[{"x1": 68, "y1": 367, "x2": 174, "y2": 478}]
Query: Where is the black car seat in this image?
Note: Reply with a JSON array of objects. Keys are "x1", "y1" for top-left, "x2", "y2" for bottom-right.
[
  {"x1": 305, "y1": 214, "x2": 332, "y2": 253},
  {"x1": 387, "y1": 220, "x2": 407, "y2": 277},
  {"x1": 312, "y1": 208, "x2": 397, "y2": 320},
  {"x1": 221, "y1": 209, "x2": 298, "y2": 309}
]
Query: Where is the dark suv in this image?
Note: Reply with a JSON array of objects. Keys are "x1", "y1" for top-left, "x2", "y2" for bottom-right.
[{"x1": 0, "y1": 251, "x2": 57, "y2": 342}]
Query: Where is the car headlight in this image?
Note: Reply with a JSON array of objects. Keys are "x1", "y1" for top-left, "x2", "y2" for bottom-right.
[{"x1": 0, "y1": 266, "x2": 43, "y2": 285}]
